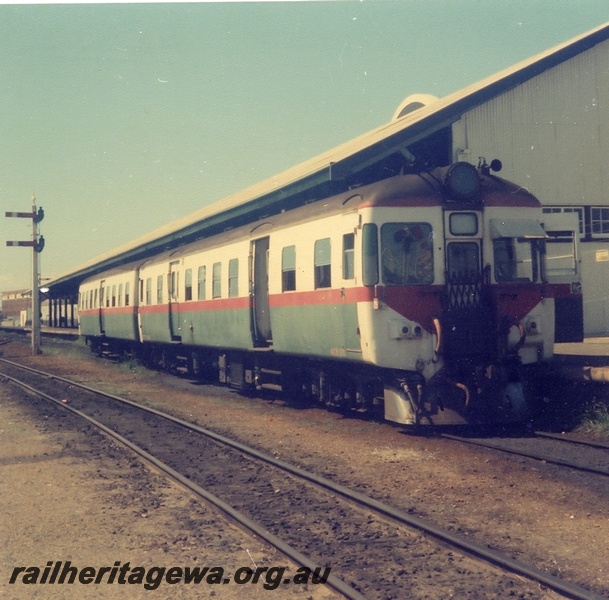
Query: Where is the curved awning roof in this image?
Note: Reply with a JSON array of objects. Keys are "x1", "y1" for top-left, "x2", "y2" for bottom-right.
[{"x1": 47, "y1": 21, "x2": 609, "y2": 298}]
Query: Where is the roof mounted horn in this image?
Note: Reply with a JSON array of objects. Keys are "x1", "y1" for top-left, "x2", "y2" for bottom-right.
[{"x1": 478, "y1": 157, "x2": 503, "y2": 176}]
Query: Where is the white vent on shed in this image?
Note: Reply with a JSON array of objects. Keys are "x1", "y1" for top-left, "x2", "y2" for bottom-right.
[{"x1": 392, "y1": 94, "x2": 439, "y2": 121}]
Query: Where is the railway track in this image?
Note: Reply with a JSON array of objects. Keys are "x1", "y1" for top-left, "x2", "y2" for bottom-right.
[
  {"x1": 440, "y1": 430, "x2": 609, "y2": 478},
  {"x1": 0, "y1": 357, "x2": 605, "y2": 600}
]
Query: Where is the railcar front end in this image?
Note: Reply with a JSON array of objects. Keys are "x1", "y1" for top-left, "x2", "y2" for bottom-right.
[{"x1": 360, "y1": 162, "x2": 556, "y2": 425}]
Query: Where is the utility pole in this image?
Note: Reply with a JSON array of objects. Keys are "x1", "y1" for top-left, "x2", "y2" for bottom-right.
[{"x1": 6, "y1": 197, "x2": 45, "y2": 355}]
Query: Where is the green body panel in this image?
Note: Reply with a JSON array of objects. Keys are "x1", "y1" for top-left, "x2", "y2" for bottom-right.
[
  {"x1": 271, "y1": 303, "x2": 362, "y2": 359},
  {"x1": 139, "y1": 312, "x2": 172, "y2": 343},
  {"x1": 140, "y1": 307, "x2": 252, "y2": 350},
  {"x1": 103, "y1": 313, "x2": 139, "y2": 341},
  {"x1": 81, "y1": 311, "x2": 138, "y2": 341},
  {"x1": 79, "y1": 314, "x2": 100, "y2": 338}
]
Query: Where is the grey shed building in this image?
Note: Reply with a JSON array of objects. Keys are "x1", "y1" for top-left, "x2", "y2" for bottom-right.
[{"x1": 435, "y1": 21, "x2": 609, "y2": 335}]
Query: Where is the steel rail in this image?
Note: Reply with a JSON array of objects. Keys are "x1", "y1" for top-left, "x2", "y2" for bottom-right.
[
  {"x1": 0, "y1": 369, "x2": 367, "y2": 600},
  {"x1": 441, "y1": 433, "x2": 609, "y2": 478},
  {"x1": 0, "y1": 358, "x2": 606, "y2": 600},
  {"x1": 535, "y1": 430, "x2": 609, "y2": 451}
]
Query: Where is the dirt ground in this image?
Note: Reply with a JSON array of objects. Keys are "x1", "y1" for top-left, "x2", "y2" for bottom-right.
[{"x1": 2, "y1": 337, "x2": 609, "y2": 599}]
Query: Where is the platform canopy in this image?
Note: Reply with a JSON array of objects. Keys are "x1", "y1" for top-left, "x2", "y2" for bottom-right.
[{"x1": 47, "y1": 21, "x2": 609, "y2": 300}]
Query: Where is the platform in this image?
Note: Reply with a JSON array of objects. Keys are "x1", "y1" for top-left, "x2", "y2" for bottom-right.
[{"x1": 553, "y1": 337, "x2": 609, "y2": 381}]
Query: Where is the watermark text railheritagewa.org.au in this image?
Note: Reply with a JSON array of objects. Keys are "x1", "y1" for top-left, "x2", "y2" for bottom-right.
[{"x1": 8, "y1": 561, "x2": 331, "y2": 591}]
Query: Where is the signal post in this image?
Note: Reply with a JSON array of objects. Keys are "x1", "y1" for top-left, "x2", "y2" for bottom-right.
[{"x1": 6, "y1": 199, "x2": 45, "y2": 355}]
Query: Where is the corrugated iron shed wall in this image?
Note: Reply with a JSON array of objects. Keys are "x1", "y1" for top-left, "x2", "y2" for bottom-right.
[
  {"x1": 453, "y1": 38, "x2": 609, "y2": 335},
  {"x1": 454, "y1": 38, "x2": 609, "y2": 206}
]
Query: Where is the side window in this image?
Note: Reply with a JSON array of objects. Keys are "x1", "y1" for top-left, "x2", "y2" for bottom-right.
[
  {"x1": 118, "y1": 283, "x2": 123, "y2": 307},
  {"x1": 156, "y1": 274, "x2": 163, "y2": 304},
  {"x1": 381, "y1": 223, "x2": 434, "y2": 285},
  {"x1": 343, "y1": 233, "x2": 355, "y2": 280},
  {"x1": 282, "y1": 245, "x2": 296, "y2": 292},
  {"x1": 185, "y1": 268, "x2": 193, "y2": 301},
  {"x1": 314, "y1": 238, "x2": 331, "y2": 289},
  {"x1": 212, "y1": 262, "x2": 222, "y2": 298},
  {"x1": 169, "y1": 270, "x2": 179, "y2": 301},
  {"x1": 111, "y1": 285, "x2": 116, "y2": 307},
  {"x1": 228, "y1": 259, "x2": 239, "y2": 298},
  {"x1": 125, "y1": 282, "x2": 130, "y2": 307},
  {"x1": 94, "y1": 288, "x2": 98, "y2": 309},
  {"x1": 493, "y1": 238, "x2": 537, "y2": 283},
  {"x1": 145, "y1": 278, "x2": 152, "y2": 305},
  {"x1": 197, "y1": 266, "x2": 206, "y2": 300}
]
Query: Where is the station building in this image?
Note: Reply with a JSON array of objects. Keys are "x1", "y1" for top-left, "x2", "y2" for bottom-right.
[
  {"x1": 0, "y1": 289, "x2": 30, "y2": 327},
  {"x1": 42, "y1": 21, "x2": 609, "y2": 336}
]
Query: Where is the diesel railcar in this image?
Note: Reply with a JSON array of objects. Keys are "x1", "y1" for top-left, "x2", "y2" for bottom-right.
[{"x1": 79, "y1": 162, "x2": 577, "y2": 426}]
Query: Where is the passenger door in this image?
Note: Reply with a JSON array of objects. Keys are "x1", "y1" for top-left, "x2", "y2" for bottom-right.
[
  {"x1": 250, "y1": 237, "x2": 272, "y2": 346},
  {"x1": 442, "y1": 211, "x2": 494, "y2": 360},
  {"x1": 168, "y1": 260, "x2": 181, "y2": 341},
  {"x1": 98, "y1": 280, "x2": 106, "y2": 335}
]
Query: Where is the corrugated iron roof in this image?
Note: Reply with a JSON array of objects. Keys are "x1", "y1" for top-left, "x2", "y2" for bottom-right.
[{"x1": 48, "y1": 21, "x2": 609, "y2": 296}]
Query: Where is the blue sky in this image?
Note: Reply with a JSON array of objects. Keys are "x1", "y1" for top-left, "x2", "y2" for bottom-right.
[{"x1": 1, "y1": 1, "x2": 608, "y2": 291}]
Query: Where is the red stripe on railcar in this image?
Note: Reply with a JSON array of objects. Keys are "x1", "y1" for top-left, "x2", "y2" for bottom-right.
[
  {"x1": 79, "y1": 307, "x2": 136, "y2": 316},
  {"x1": 269, "y1": 286, "x2": 375, "y2": 307},
  {"x1": 548, "y1": 282, "x2": 578, "y2": 298},
  {"x1": 138, "y1": 297, "x2": 250, "y2": 314}
]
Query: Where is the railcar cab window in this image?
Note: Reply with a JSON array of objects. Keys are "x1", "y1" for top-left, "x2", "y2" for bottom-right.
[
  {"x1": 493, "y1": 238, "x2": 539, "y2": 283},
  {"x1": 314, "y1": 238, "x2": 331, "y2": 289},
  {"x1": 362, "y1": 224, "x2": 379, "y2": 286},
  {"x1": 449, "y1": 212, "x2": 478, "y2": 236},
  {"x1": 282, "y1": 245, "x2": 296, "y2": 292},
  {"x1": 381, "y1": 223, "x2": 433, "y2": 285},
  {"x1": 447, "y1": 242, "x2": 480, "y2": 282},
  {"x1": 343, "y1": 233, "x2": 355, "y2": 280}
]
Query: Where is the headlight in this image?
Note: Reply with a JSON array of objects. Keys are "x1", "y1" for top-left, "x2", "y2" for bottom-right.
[{"x1": 444, "y1": 162, "x2": 481, "y2": 202}]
